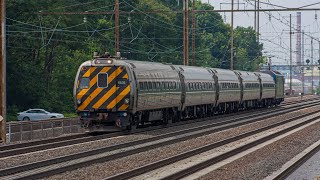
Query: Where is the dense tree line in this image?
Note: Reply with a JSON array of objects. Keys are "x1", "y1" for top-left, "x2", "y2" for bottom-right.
[{"x1": 6, "y1": 0, "x2": 263, "y2": 119}]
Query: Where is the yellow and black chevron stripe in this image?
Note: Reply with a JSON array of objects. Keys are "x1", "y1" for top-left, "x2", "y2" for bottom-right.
[{"x1": 77, "y1": 66, "x2": 130, "y2": 111}]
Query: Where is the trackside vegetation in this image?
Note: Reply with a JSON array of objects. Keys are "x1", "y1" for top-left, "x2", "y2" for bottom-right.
[{"x1": 6, "y1": 0, "x2": 263, "y2": 120}]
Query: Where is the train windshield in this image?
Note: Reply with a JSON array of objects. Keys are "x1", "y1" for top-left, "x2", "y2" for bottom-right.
[{"x1": 79, "y1": 78, "x2": 90, "y2": 91}]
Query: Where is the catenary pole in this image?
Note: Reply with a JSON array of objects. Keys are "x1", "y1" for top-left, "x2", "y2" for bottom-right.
[
  {"x1": 183, "y1": 0, "x2": 189, "y2": 65},
  {"x1": 311, "y1": 38, "x2": 314, "y2": 94},
  {"x1": 115, "y1": 0, "x2": 119, "y2": 54},
  {"x1": 0, "y1": 0, "x2": 6, "y2": 143},
  {"x1": 289, "y1": 14, "x2": 292, "y2": 95},
  {"x1": 257, "y1": 0, "x2": 260, "y2": 42},
  {"x1": 230, "y1": 0, "x2": 234, "y2": 70},
  {"x1": 192, "y1": 0, "x2": 196, "y2": 66}
]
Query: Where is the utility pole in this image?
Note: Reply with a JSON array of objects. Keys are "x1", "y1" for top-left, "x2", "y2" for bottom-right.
[
  {"x1": 318, "y1": 40, "x2": 320, "y2": 89},
  {"x1": 296, "y1": 12, "x2": 302, "y2": 68},
  {"x1": 289, "y1": 14, "x2": 293, "y2": 95},
  {"x1": 230, "y1": 0, "x2": 234, "y2": 70},
  {"x1": 115, "y1": 0, "x2": 119, "y2": 54},
  {"x1": 311, "y1": 38, "x2": 314, "y2": 94},
  {"x1": 257, "y1": 0, "x2": 260, "y2": 42},
  {"x1": 183, "y1": 0, "x2": 189, "y2": 66},
  {"x1": 0, "y1": 0, "x2": 6, "y2": 143},
  {"x1": 302, "y1": 31, "x2": 305, "y2": 94},
  {"x1": 192, "y1": 0, "x2": 196, "y2": 66},
  {"x1": 254, "y1": 0, "x2": 256, "y2": 32}
]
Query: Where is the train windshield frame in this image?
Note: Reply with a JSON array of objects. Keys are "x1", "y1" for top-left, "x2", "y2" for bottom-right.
[
  {"x1": 79, "y1": 78, "x2": 90, "y2": 91},
  {"x1": 98, "y1": 73, "x2": 109, "y2": 88}
]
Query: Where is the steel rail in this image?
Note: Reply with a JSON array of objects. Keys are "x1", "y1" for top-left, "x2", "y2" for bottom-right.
[
  {"x1": 0, "y1": 98, "x2": 318, "y2": 159},
  {"x1": 2, "y1": 102, "x2": 320, "y2": 179},
  {"x1": 161, "y1": 114, "x2": 320, "y2": 180},
  {"x1": 272, "y1": 142, "x2": 320, "y2": 179},
  {"x1": 104, "y1": 110, "x2": 320, "y2": 180}
]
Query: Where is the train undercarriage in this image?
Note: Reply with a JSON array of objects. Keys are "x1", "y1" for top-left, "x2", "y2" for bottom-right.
[{"x1": 79, "y1": 98, "x2": 283, "y2": 133}]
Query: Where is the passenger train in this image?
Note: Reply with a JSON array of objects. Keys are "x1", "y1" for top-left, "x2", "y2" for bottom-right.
[{"x1": 74, "y1": 53, "x2": 284, "y2": 132}]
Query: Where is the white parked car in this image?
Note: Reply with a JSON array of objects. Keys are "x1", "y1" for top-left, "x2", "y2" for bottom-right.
[{"x1": 17, "y1": 109, "x2": 64, "y2": 121}]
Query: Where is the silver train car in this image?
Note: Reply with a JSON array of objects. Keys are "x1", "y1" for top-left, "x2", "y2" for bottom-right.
[{"x1": 74, "y1": 55, "x2": 284, "y2": 132}]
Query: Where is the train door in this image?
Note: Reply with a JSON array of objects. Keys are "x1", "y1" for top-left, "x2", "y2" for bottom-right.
[{"x1": 179, "y1": 73, "x2": 186, "y2": 111}]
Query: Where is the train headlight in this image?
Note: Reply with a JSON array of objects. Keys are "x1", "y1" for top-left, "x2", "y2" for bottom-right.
[
  {"x1": 124, "y1": 98, "x2": 130, "y2": 104},
  {"x1": 123, "y1": 112, "x2": 127, "y2": 117},
  {"x1": 77, "y1": 99, "x2": 82, "y2": 105}
]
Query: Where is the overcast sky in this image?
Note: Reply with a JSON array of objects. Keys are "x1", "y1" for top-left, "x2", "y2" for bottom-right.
[{"x1": 200, "y1": 0, "x2": 320, "y2": 65}]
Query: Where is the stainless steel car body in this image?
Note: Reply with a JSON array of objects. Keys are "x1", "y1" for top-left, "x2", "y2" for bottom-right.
[
  {"x1": 176, "y1": 66, "x2": 216, "y2": 109},
  {"x1": 129, "y1": 61, "x2": 181, "y2": 112},
  {"x1": 235, "y1": 71, "x2": 261, "y2": 101},
  {"x1": 257, "y1": 72, "x2": 276, "y2": 99},
  {"x1": 211, "y1": 68, "x2": 241, "y2": 104}
]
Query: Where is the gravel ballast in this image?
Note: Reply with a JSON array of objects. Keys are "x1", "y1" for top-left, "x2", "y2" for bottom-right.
[
  {"x1": 45, "y1": 105, "x2": 320, "y2": 179},
  {"x1": 0, "y1": 102, "x2": 308, "y2": 169},
  {"x1": 199, "y1": 115, "x2": 320, "y2": 180}
]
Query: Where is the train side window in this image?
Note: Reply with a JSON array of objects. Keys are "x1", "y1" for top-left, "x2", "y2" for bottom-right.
[
  {"x1": 139, "y1": 82, "x2": 144, "y2": 91},
  {"x1": 173, "y1": 82, "x2": 177, "y2": 90},
  {"x1": 152, "y1": 82, "x2": 156, "y2": 91},
  {"x1": 144, "y1": 82, "x2": 148, "y2": 90},
  {"x1": 148, "y1": 82, "x2": 152, "y2": 91},
  {"x1": 156, "y1": 82, "x2": 160, "y2": 90}
]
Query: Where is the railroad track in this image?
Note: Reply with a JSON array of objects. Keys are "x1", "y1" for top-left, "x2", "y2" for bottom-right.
[
  {"x1": 281, "y1": 96, "x2": 320, "y2": 105},
  {"x1": 0, "y1": 98, "x2": 318, "y2": 159},
  {"x1": 269, "y1": 139, "x2": 320, "y2": 180},
  {"x1": 1, "y1": 100, "x2": 320, "y2": 179},
  {"x1": 108, "y1": 108, "x2": 320, "y2": 180}
]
